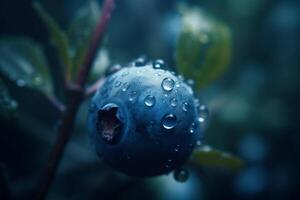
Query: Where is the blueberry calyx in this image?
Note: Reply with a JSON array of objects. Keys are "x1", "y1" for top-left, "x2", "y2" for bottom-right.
[{"x1": 96, "y1": 103, "x2": 124, "y2": 144}]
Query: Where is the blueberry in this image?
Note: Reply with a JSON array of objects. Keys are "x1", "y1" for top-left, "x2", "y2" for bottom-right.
[{"x1": 88, "y1": 61, "x2": 203, "y2": 177}]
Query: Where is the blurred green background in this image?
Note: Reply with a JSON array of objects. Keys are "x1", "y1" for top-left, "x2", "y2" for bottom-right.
[{"x1": 0, "y1": 0, "x2": 300, "y2": 199}]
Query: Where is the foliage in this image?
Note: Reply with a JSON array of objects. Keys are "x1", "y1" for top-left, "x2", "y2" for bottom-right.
[
  {"x1": 33, "y1": 1, "x2": 107, "y2": 81},
  {"x1": 0, "y1": 80, "x2": 17, "y2": 119},
  {"x1": 0, "y1": 37, "x2": 53, "y2": 96},
  {"x1": 176, "y1": 5, "x2": 232, "y2": 90},
  {"x1": 191, "y1": 145, "x2": 244, "y2": 171}
]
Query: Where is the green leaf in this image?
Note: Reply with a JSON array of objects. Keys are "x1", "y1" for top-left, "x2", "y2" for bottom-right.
[
  {"x1": 67, "y1": 0, "x2": 101, "y2": 79},
  {"x1": 0, "y1": 79, "x2": 18, "y2": 119},
  {"x1": 175, "y1": 6, "x2": 232, "y2": 90},
  {"x1": 190, "y1": 145, "x2": 244, "y2": 171},
  {"x1": 0, "y1": 37, "x2": 53, "y2": 96},
  {"x1": 33, "y1": 2, "x2": 72, "y2": 79}
]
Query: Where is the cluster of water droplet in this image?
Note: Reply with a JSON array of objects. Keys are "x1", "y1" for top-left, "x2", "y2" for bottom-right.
[{"x1": 89, "y1": 57, "x2": 210, "y2": 178}]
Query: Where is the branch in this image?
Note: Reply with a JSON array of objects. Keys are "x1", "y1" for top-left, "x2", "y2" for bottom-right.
[
  {"x1": 76, "y1": 0, "x2": 115, "y2": 87},
  {"x1": 85, "y1": 77, "x2": 106, "y2": 97},
  {"x1": 35, "y1": 1, "x2": 115, "y2": 199}
]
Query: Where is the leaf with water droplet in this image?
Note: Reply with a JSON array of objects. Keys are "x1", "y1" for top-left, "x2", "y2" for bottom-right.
[
  {"x1": 0, "y1": 37, "x2": 53, "y2": 96},
  {"x1": 33, "y1": 2, "x2": 72, "y2": 80},
  {"x1": 189, "y1": 145, "x2": 245, "y2": 171},
  {"x1": 175, "y1": 5, "x2": 232, "y2": 90},
  {"x1": 0, "y1": 79, "x2": 18, "y2": 119}
]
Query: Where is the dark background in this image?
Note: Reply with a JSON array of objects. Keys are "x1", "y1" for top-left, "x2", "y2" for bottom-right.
[{"x1": 1, "y1": 0, "x2": 300, "y2": 199}]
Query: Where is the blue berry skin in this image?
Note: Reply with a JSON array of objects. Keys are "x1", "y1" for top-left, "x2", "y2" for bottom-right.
[{"x1": 88, "y1": 63, "x2": 202, "y2": 177}]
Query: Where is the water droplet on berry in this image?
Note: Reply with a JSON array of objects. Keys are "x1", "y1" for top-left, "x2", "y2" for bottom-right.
[
  {"x1": 174, "y1": 168, "x2": 189, "y2": 182},
  {"x1": 189, "y1": 123, "x2": 196, "y2": 134},
  {"x1": 198, "y1": 105, "x2": 209, "y2": 124},
  {"x1": 161, "y1": 77, "x2": 174, "y2": 92},
  {"x1": 165, "y1": 159, "x2": 173, "y2": 168},
  {"x1": 128, "y1": 91, "x2": 138, "y2": 102},
  {"x1": 144, "y1": 95, "x2": 156, "y2": 107},
  {"x1": 194, "y1": 99, "x2": 200, "y2": 107},
  {"x1": 170, "y1": 98, "x2": 177, "y2": 107},
  {"x1": 134, "y1": 56, "x2": 147, "y2": 67},
  {"x1": 153, "y1": 59, "x2": 165, "y2": 69},
  {"x1": 122, "y1": 82, "x2": 130, "y2": 92},
  {"x1": 162, "y1": 114, "x2": 177, "y2": 129},
  {"x1": 182, "y1": 102, "x2": 189, "y2": 112},
  {"x1": 115, "y1": 81, "x2": 121, "y2": 87},
  {"x1": 121, "y1": 71, "x2": 129, "y2": 77},
  {"x1": 174, "y1": 144, "x2": 180, "y2": 152}
]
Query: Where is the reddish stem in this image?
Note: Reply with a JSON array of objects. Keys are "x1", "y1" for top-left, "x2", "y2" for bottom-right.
[
  {"x1": 76, "y1": 0, "x2": 115, "y2": 86},
  {"x1": 35, "y1": 0, "x2": 115, "y2": 199}
]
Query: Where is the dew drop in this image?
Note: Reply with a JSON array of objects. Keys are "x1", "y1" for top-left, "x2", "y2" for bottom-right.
[
  {"x1": 153, "y1": 59, "x2": 165, "y2": 69},
  {"x1": 189, "y1": 123, "x2": 196, "y2": 134},
  {"x1": 178, "y1": 75, "x2": 184, "y2": 81},
  {"x1": 128, "y1": 91, "x2": 138, "y2": 102},
  {"x1": 161, "y1": 77, "x2": 175, "y2": 92},
  {"x1": 134, "y1": 56, "x2": 147, "y2": 67},
  {"x1": 174, "y1": 144, "x2": 180, "y2": 152},
  {"x1": 144, "y1": 95, "x2": 156, "y2": 107},
  {"x1": 182, "y1": 102, "x2": 189, "y2": 112},
  {"x1": 194, "y1": 99, "x2": 200, "y2": 107},
  {"x1": 174, "y1": 168, "x2": 189, "y2": 182},
  {"x1": 109, "y1": 64, "x2": 122, "y2": 75},
  {"x1": 115, "y1": 81, "x2": 122, "y2": 87},
  {"x1": 162, "y1": 114, "x2": 177, "y2": 130},
  {"x1": 16, "y1": 80, "x2": 26, "y2": 87},
  {"x1": 198, "y1": 105, "x2": 209, "y2": 124},
  {"x1": 165, "y1": 159, "x2": 173, "y2": 168},
  {"x1": 121, "y1": 71, "x2": 129, "y2": 77},
  {"x1": 170, "y1": 98, "x2": 177, "y2": 107},
  {"x1": 122, "y1": 82, "x2": 130, "y2": 92}
]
